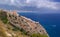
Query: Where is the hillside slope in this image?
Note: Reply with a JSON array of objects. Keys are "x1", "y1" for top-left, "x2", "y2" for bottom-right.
[
  {"x1": 0, "y1": 20, "x2": 29, "y2": 37},
  {"x1": 0, "y1": 10, "x2": 49, "y2": 37},
  {"x1": 0, "y1": 10, "x2": 30, "y2": 37}
]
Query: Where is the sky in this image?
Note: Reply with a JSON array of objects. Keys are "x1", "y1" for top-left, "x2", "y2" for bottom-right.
[{"x1": 0, "y1": 0, "x2": 60, "y2": 13}]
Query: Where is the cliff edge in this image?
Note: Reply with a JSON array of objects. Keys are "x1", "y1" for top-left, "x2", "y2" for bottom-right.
[{"x1": 0, "y1": 10, "x2": 49, "y2": 37}]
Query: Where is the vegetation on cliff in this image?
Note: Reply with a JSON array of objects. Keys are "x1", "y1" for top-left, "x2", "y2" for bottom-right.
[
  {"x1": 31, "y1": 33, "x2": 48, "y2": 37},
  {"x1": 0, "y1": 10, "x2": 48, "y2": 37},
  {"x1": 0, "y1": 10, "x2": 29, "y2": 37},
  {"x1": 0, "y1": 10, "x2": 8, "y2": 24}
]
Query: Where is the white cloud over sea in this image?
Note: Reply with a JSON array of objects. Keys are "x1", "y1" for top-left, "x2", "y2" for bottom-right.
[{"x1": 0, "y1": 0, "x2": 60, "y2": 10}]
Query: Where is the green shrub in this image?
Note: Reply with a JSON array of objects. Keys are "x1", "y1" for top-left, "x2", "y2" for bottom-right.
[
  {"x1": 31, "y1": 33, "x2": 48, "y2": 37},
  {"x1": 20, "y1": 28, "x2": 27, "y2": 35},
  {"x1": 0, "y1": 11, "x2": 8, "y2": 24},
  {"x1": 12, "y1": 26, "x2": 27, "y2": 35}
]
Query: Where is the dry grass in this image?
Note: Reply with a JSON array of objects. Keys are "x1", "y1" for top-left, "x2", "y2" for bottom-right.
[
  {"x1": 0, "y1": 20, "x2": 29, "y2": 37},
  {"x1": 0, "y1": 21, "x2": 8, "y2": 37}
]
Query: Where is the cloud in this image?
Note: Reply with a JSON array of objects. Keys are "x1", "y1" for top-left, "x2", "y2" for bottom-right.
[
  {"x1": 0, "y1": 0, "x2": 60, "y2": 10},
  {"x1": 10, "y1": 0, "x2": 15, "y2": 4},
  {"x1": 25, "y1": 0, "x2": 60, "y2": 10}
]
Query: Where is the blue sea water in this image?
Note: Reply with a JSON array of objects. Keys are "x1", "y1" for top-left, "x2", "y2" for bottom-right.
[{"x1": 18, "y1": 13, "x2": 60, "y2": 37}]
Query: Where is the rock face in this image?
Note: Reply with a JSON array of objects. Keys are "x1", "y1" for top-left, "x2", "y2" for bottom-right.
[
  {"x1": 0, "y1": 10, "x2": 29, "y2": 37},
  {"x1": 7, "y1": 11, "x2": 48, "y2": 34},
  {"x1": 0, "y1": 10, "x2": 49, "y2": 37}
]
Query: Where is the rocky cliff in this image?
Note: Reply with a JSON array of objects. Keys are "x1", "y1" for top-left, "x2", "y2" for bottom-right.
[{"x1": 0, "y1": 10, "x2": 49, "y2": 37}]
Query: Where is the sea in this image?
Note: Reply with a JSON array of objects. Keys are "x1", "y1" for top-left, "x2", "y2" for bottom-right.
[{"x1": 18, "y1": 12, "x2": 60, "y2": 37}]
